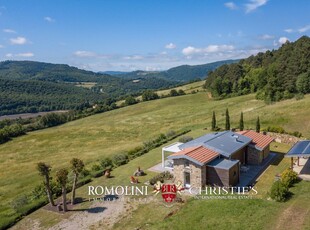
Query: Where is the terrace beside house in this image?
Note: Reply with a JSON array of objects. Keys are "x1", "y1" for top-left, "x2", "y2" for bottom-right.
[{"x1": 159, "y1": 130, "x2": 275, "y2": 188}]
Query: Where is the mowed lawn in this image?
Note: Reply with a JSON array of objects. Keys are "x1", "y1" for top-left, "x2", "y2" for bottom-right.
[{"x1": 1, "y1": 92, "x2": 310, "y2": 226}]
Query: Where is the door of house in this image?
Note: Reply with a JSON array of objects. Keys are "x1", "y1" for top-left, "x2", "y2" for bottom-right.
[{"x1": 184, "y1": 172, "x2": 190, "y2": 188}]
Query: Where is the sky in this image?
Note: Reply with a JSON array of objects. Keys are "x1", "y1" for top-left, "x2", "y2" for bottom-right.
[{"x1": 0, "y1": 0, "x2": 309, "y2": 72}]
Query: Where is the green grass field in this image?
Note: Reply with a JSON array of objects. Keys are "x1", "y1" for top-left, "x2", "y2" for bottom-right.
[{"x1": 1, "y1": 91, "x2": 310, "y2": 229}]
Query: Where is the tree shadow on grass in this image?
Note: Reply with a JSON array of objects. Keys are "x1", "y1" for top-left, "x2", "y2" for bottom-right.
[{"x1": 71, "y1": 207, "x2": 107, "y2": 213}]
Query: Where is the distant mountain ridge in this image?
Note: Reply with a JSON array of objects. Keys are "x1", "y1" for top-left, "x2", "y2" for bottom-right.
[
  {"x1": 0, "y1": 59, "x2": 237, "y2": 115},
  {"x1": 111, "y1": 59, "x2": 239, "y2": 82}
]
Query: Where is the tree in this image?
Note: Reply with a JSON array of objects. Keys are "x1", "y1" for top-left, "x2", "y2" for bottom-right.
[
  {"x1": 225, "y1": 108, "x2": 230, "y2": 130},
  {"x1": 37, "y1": 162, "x2": 55, "y2": 206},
  {"x1": 270, "y1": 180, "x2": 289, "y2": 202},
  {"x1": 239, "y1": 112, "x2": 244, "y2": 131},
  {"x1": 296, "y1": 72, "x2": 310, "y2": 94},
  {"x1": 56, "y1": 168, "x2": 69, "y2": 212},
  {"x1": 169, "y1": 89, "x2": 179, "y2": 96},
  {"x1": 211, "y1": 111, "x2": 216, "y2": 131},
  {"x1": 178, "y1": 89, "x2": 186, "y2": 95},
  {"x1": 256, "y1": 116, "x2": 260, "y2": 133},
  {"x1": 281, "y1": 168, "x2": 298, "y2": 188},
  {"x1": 124, "y1": 96, "x2": 137, "y2": 106},
  {"x1": 142, "y1": 90, "x2": 159, "y2": 101},
  {"x1": 70, "y1": 158, "x2": 84, "y2": 205}
]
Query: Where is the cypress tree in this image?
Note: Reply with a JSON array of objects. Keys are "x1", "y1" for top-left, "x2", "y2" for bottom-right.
[
  {"x1": 256, "y1": 116, "x2": 261, "y2": 133},
  {"x1": 225, "y1": 108, "x2": 230, "y2": 130},
  {"x1": 212, "y1": 111, "x2": 216, "y2": 131},
  {"x1": 239, "y1": 112, "x2": 244, "y2": 131}
]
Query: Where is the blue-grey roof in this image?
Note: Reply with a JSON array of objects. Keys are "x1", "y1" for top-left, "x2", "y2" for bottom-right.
[
  {"x1": 179, "y1": 131, "x2": 252, "y2": 158},
  {"x1": 207, "y1": 158, "x2": 239, "y2": 170},
  {"x1": 286, "y1": 140, "x2": 310, "y2": 157}
]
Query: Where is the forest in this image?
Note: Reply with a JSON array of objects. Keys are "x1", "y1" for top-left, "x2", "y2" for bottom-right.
[{"x1": 204, "y1": 36, "x2": 310, "y2": 102}]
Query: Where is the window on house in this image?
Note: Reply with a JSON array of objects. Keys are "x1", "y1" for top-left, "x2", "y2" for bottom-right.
[
  {"x1": 185, "y1": 160, "x2": 190, "y2": 168},
  {"x1": 233, "y1": 171, "x2": 237, "y2": 176}
]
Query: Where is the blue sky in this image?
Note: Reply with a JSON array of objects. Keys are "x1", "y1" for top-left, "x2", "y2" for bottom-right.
[{"x1": 0, "y1": 0, "x2": 309, "y2": 71}]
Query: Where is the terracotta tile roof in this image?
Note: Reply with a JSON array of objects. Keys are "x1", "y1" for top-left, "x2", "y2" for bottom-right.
[
  {"x1": 170, "y1": 146, "x2": 219, "y2": 165},
  {"x1": 237, "y1": 130, "x2": 274, "y2": 149}
]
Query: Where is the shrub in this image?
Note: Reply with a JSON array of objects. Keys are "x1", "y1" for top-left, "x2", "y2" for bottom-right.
[
  {"x1": 169, "y1": 89, "x2": 179, "y2": 96},
  {"x1": 100, "y1": 157, "x2": 113, "y2": 170},
  {"x1": 281, "y1": 169, "x2": 298, "y2": 187},
  {"x1": 11, "y1": 195, "x2": 29, "y2": 213},
  {"x1": 80, "y1": 168, "x2": 91, "y2": 177},
  {"x1": 127, "y1": 146, "x2": 144, "y2": 160},
  {"x1": 178, "y1": 89, "x2": 186, "y2": 95},
  {"x1": 179, "y1": 136, "x2": 193, "y2": 143},
  {"x1": 295, "y1": 93, "x2": 304, "y2": 100},
  {"x1": 91, "y1": 170, "x2": 104, "y2": 178},
  {"x1": 155, "y1": 133, "x2": 167, "y2": 143},
  {"x1": 149, "y1": 171, "x2": 174, "y2": 185},
  {"x1": 270, "y1": 180, "x2": 289, "y2": 202},
  {"x1": 265, "y1": 126, "x2": 285, "y2": 134},
  {"x1": 166, "y1": 130, "x2": 176, "y2": 138},
  {"x1": 91, "y1": 164, "x2": 101, "y2": 171},
  {"x1": 30, "y1": 184, "x2": 46, "y2": 200},
  {"x1": 112, "y1": 153, "x2": 128, "y2": 166}
]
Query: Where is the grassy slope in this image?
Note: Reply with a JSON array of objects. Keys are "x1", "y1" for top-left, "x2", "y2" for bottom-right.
[{"x1": 1, "y1": 91, "x2": 310, "y2": 228}]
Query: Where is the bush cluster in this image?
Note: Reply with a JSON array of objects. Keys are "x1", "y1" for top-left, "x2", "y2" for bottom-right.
[
  {"x1": 264, "y1": 126, "x2": 302, "y2": 137},
  {"x1": 270, "y1": 168, "x2": 298, "y2": 202},
  {"x1": 149, "y1": 171, "x2": 174, "y2": 185}
]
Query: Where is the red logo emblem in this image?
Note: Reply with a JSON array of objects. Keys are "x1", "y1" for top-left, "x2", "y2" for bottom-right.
[
  {"x1": 153, "y1": 181, "x2": 184, "y2": 205},
  {"x1": 161, "y1": 183, "x2": 177, "y2": 203}
]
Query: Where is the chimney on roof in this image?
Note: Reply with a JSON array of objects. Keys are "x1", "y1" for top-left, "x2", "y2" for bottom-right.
[{"x1": 232, "y1": 134, "x2": 239, "y2": 142}]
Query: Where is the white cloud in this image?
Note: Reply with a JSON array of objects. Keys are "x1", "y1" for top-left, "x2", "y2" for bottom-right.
[
  {"x1": 44, "y1": 16, "x2": 55, "y2": 22},
  {"x1": 284, "y1": 28, "x2": 293, "y2": 33},
  {"x1": 5, "y1": 52, "x2": 34, "y2": 58},
  {"x1": 165, "y1": 43, "x2": 176, "y2": 49},
  {"x1": 224, "y1": 2, "x2": 237, "y2": 10},
  {"x1": 123, "y1": 55, "x2": 144, "y2": 60},
  {"x1": 10, "y1": 36, "x2": 27, "y2": 45},
  {"x1": 259, "y1": 34, "x2": 274, "y2": 40},
  {"x1": 278, "y1": 37, "x2": 289, "y2": 45},
  {"x1": 16, "y1": 52, "x2": 34, "y2": 57},
  {"x1": 245, "y1": 0, "x2": 268, "y2": 13},
  {"x1": 0, "y1": 44, "x2": 4, "y2": 48},
  {"x1": 3, "y1": 28, "x2": 16, "y2": 33},
  {"x1": 74, "y1": 50, "x2": 97, "y2": 57},
  {"x1": 298, "y1": 25, "x2": 310, "y2": 33},
  {"x1": 182, "y1": 44, "x2": 234, "y2": 56}
]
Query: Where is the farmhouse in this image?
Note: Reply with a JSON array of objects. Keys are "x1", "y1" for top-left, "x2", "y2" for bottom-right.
[{"x1": 165, "y1": 130, "x2": 274, "y2": 188}]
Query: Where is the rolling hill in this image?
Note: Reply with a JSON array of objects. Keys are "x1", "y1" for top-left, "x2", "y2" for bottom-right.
[
  {"x1": 0, "y1": 61, "x2": 178, "y2": 115},
  {"x1": 114, "y1": 59, "x2": 238, "y2": 82},
  {"x1": 205, "y1": 36, "x2": 310, "y2": 102}
]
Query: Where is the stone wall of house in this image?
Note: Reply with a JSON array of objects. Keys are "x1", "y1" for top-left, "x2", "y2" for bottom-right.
[
  {"x1": 190, "y1": 162, "x2": 206, "y2": 188},
  {"x1": 172, "y1": 158, "x2": 206, "y2": 188},
  {"x1": 173, "y1": 158, "x2": 185, "y2": 186},
  {"x1": 247, "y1": 147, "x2": 262, "y2": 165},
  {"x1": 266, "y1": 132, "x2": 304, "y2": 145},
  {"x1": 263, "y1": 145, "x2": 270, "y2": 159}
]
